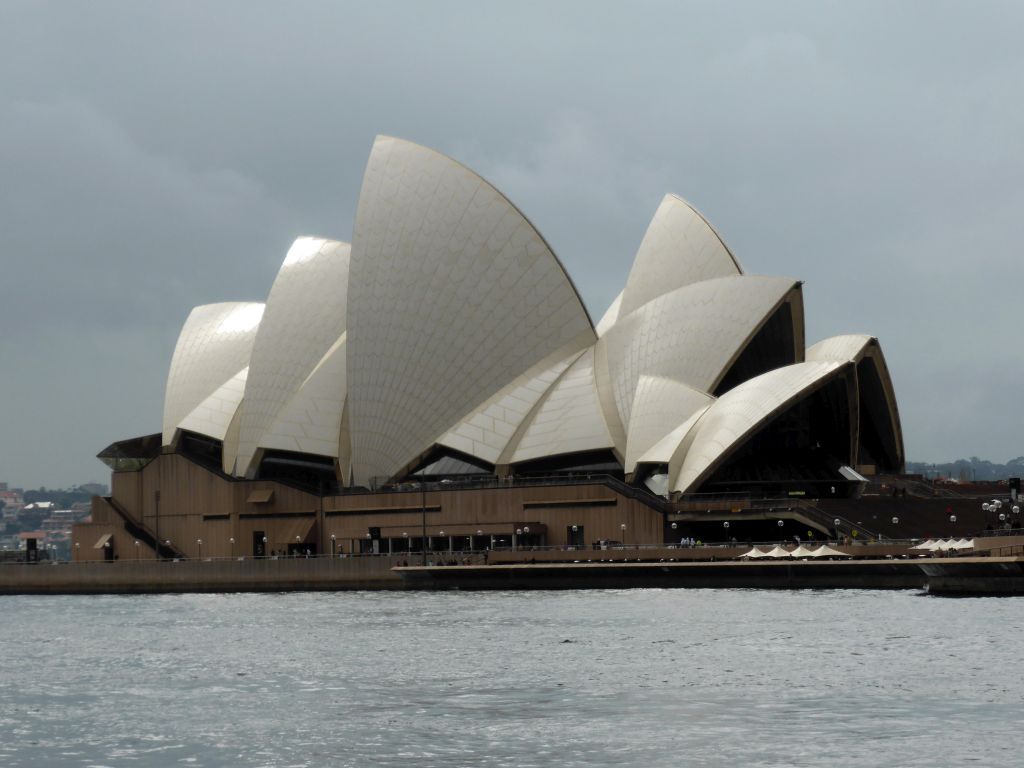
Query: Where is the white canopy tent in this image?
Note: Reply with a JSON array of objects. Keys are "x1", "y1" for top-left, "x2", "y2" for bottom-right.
[
  {"x1": 739, "y1": 547, "x2": 772, "y2": 559},
  {"x1": 808, "y1": 544, "x2": 851, "y2": 558}
]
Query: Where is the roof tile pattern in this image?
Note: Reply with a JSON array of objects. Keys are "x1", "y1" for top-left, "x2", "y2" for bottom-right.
[
  {"x1": 235, "y1": 238, "x2": 351, "y2": 476},
  {"x1": 256, "y1": 334, "x2": 348, "y2": 460},
  {"x1": 618, "y1": 194, "x2": 742, "y2": 317},
  {"x1": 162, "y1": 302, "x2": 264, "y2": 445},
  {"x1": 599, "y1": 275, "x2": 797, "y2": 429},
  {"x1": 437, "y1": 348, "x2": 582, "y2": 465},
  {"x1": 177, "y1": 367, "x2": 249, "y2": 442},
  {"x1": 346, "y1": 136, "x2": 594, "y2": 485},
  {"x1": 511, "y1": 347, "x2": 616, "y2": 464},
  {"x1": 624, "y1": 376, "x2": 714, "y2": 474},
  {"x1": 672, "y1": 360, "x2": 847, "y2": 493}
]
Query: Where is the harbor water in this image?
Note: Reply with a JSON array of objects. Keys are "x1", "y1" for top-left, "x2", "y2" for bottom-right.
[{"x1": 0, "y1": 589, "x2": 1021, "y2": 767}]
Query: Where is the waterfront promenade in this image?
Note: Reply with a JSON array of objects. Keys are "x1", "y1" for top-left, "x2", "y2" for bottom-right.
[{"x1": 3, "y1": 543, "x2": 1023, "y2": 594}]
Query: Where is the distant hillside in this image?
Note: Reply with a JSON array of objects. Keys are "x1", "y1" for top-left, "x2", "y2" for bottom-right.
[{"x1": 907, "y1": 457, "x2": 1024, "y2": 482}]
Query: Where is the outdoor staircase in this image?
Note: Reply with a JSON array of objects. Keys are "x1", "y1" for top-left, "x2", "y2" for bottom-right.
[{"x1": 104, "y1": 496, "x2": 184, "y2": 559}]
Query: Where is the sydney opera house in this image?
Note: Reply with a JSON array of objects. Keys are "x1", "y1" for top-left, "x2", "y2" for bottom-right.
[{"x1": 73, "y1": 136, "x2": 903, "y2": 561}]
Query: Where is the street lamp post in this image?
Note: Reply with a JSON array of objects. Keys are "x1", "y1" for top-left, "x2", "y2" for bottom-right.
[
  {"x1": 620, "y1": 523, "x2": 627, "y2": 547},
  {"x1": 154, "y1": 490, "x2": 160, "y2": 559},
  {"x1": 834, "y1": 518, "x2": 841, "y2": 542},
  {"x1": 196, "y1": 538, "x2": 202, "y2": 559},
  {"x1": 330, "y1": 533, "x2": 336, "y2": 556},
  {"x1": 514, "y1": 528, "x2": 522, "y2": 551},
  {"x1": 262, "y1": 536, "x2": 267, "y2": 558},
  {"x1": 229, "y1": 537, "x2": 235, "y2": 558},
  {"x1": 420, "y1": 483, "x2": 427, "y2": 566}
]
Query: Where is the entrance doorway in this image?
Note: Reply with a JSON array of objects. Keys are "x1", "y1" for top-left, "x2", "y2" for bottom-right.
[{"x1": 252, "y1": 531, "x2": 266, "y2": 557}]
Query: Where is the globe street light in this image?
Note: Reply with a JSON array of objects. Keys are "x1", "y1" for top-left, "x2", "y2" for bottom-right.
[
  {"x1": 229, "y1": 536, "x2": 235, "y2": 558},
  {"x1": 330, "y1": 533, "x2": 336, "y2": 556}
]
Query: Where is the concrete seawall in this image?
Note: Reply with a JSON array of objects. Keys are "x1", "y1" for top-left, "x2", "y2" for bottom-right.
[
  {"x1": 396, "y1": 559, "x2": 929, "y2": 590},
  {"x1": 0, "y1": 556, "x2": 406, "y2": 594},
  {"x1": 4, "y1": 555, "x2": 1023, "y2": 595}
]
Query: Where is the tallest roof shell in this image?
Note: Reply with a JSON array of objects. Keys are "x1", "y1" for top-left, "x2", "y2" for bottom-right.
[{"x1": 345, "y1": 136, "x2": 595, "y2": 485}]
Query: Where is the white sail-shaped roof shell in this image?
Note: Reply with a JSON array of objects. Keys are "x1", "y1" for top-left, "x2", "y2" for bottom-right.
[
  {"x1": 618, "y1": 194, "x2": 742, "y2": 317},
  {"x1": 624, "y1": 376, "x2": 714, "y2": 475},
  {"x1": 806, "y1": 334, "x2": 874, "y2": 363},
  {"x1": 162, "y1": 302, "x2": 264, "y2": 445},
  {"x1": 595, "y1": 292, "x2": 622, "y2": 338},
  {"x1": 346, "y1": 135, "x2": 595, "y2": 485},
  {"x1": 807, "y1": 333, "x2": 904, "y2": 473},
  {"x1": 510, "y1": 347, "x2": 616, "y2": 464},
  {"x1": 176, "y1": 367, "x2": 248, "y2": 442},
  {"x1": 635, "y1": 404, "x2": 712, "y2": 468},
  {"x1": 672, "y1": 360, "x2": 850, "y2": 494},
  {"x1": 436, "y1": 350, "x2": 582, "y2": 465},
  {"x1": 233, "y1": 238, "x2": 351, "y2": 476},
  {"x1": 599, "y1": 275, "x2": 798, "y2": 429},
  {"x1": 253, "y1": 334, "x2": 348, "y2": 461}
]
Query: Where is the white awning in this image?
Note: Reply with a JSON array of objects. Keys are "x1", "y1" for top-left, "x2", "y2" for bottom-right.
[
  {"x1": 809, "y1": 544, "x2": 851, "y2": 558},
  {"x1": 93, "y1": 533, "x2": 113, "y2": 549},
  {"x1": 838, "y1": 465, "x2": 869, "y2": 483}
]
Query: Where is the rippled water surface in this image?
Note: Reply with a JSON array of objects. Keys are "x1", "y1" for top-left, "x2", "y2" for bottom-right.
[{"x1": 1, "y1": 590, "x2": 1022, "y2": 767}]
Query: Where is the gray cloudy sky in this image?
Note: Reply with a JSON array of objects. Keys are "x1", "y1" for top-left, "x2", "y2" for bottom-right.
[{"x1": 2, "y1": 1, "x2": 1022, "y2": 489}]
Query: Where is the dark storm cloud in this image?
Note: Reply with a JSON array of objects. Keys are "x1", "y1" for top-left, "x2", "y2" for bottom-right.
[{"x1": 2, "y1": 0, "x2": 1023, "y2": 487}]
